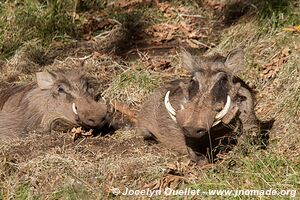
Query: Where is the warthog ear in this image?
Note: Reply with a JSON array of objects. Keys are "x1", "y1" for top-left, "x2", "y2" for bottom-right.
[
  {"x1": 180, "y1": 48, "x2": 200, "y2": 72},
  {"x1": 36, "y1": 71, "x2": 55, "y2": 90},
  {"x1": 225, "y1": 48, "x2": 245, "y2": 74}
]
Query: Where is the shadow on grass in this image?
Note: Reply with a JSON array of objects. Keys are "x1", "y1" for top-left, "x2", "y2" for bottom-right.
[
  {"x1": 222, "y1": 0, "x2": 298, "y2": 27},
  {"x1": 108, "y1": 10, "x2": 148, "y2": 57},
  {"x1": 257, "y1": 119, "x2": 275, "y2": 149}
]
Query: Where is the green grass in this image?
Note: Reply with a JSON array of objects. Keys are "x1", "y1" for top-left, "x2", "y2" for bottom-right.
[
  {"x1": 181, "y1": 150, "x2": 299, "y2": 199},
  {"x1": 0, "y1": 0, "x2": 299, "y2": 199},
  {"x1": 253, "y1": 0, "x2": 299, "y2": 32},
  {"x1": 103, "y1": 68, "x2": 161, "y2": 106},
  {"x1": 51, "y1": 184, "x2": 93, "y2": 200},
  {"x1": 0, "y1": 0, "x2": 80, "y2": 60},
  {"x1": 0, "y1": 182, "x2": 41, "y2": 200}
]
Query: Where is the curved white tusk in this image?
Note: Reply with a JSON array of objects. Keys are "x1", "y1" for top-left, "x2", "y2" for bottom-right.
[
  {"x1": 164, "y1": 91, "x2": 177, "y2": 121},
  {"x1": 215, "y1": 95, "x2": 231, "y2": 120},
  {"x1": 164, "y1": 91, "x2": 176, "y2": 116},
  {"x1": 212, "y1": 120, "x2": 221, "y2": 127},
  {"x1": 169, "y1": 113, "x2": 177, "y2": 122},
  {"x1": 72, "y1": 103, "x2": 78, "y2": 115},
  {"x1": 180, "y1": 104, "x2": 185, "y2": 110}
]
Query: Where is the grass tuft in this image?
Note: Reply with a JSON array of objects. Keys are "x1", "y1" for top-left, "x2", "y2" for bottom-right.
[
  {"x1": 253, "y1": 0, "x2": 299, "y2": 31},
  {"x1": 51, "y1": 183, "x2": 93, "y2": 200},
  {"x1": 0, "y1": 1, "x2": 299, "y2": 199},
  {"x1": 103, "y1": 68, "x2": 161, "y2": 106},
  {"x1": 0, "y1": 0, "x2": 80, "y2": 60}
]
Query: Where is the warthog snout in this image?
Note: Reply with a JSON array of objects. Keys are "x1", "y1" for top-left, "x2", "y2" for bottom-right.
[
  {"x1": 176, "y1": 94, "x2": 232, "y2": 137},
  {"x1": 72, "y1": 98, "x2": 108, "y2": 128},
  {"x1": 182, "y1": 127, "x2": 207, "y2": 137}
]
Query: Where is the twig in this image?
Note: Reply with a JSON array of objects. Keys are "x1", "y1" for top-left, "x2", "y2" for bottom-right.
[
  {"x1": 178, "y1": 13, "x2": 205, "y2": 19},
  {"x1": 190, "y1": 39, "x2": 212, "y2": 49},
  {"x1": 110, "y1": 101, "x2": 137, "y2": 124}
]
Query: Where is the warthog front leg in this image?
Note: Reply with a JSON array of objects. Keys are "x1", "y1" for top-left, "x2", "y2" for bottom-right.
[
  {"x1": 138, "y1": 124, "x2": 190, "y2": 154},
  {"x1": 237, "y1": 87, "x2": 259, "y2": 131},
  {"x1": 237, "y1": 86, "x2": 260, "y2": 145}
]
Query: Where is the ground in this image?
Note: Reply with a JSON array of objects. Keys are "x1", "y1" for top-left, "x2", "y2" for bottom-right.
[{"x1": 0, "y1": 0, "x2": 299, "y2": 199}]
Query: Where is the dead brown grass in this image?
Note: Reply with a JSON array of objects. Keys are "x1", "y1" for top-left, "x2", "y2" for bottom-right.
[{"x1": 0, "y1": 0, "x2": 299, "y2": 199}]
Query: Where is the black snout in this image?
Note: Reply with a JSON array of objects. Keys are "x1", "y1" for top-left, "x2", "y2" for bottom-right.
[{"x1": 182, "y1": 127, "x2": 207, "y2": 138}]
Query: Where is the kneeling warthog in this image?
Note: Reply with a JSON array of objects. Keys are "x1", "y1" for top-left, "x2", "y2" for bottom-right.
[
  {"x1": 0, "y1": 69, "x2": 108, "y2": 137},
  {"x1": 138, "y1": 49, "x2": 264, "y2": 162}
]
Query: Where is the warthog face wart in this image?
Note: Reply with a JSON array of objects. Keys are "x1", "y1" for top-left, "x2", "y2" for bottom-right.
[
  {"x1": 137, "y1": 48, "x2": 261, "y2": 162},
  {"x1": 166, "y1": 49, "x2": 244, "y2": 137},
  {"x1": 0, "y1": 69, "x2": 108, "y2": 137}
]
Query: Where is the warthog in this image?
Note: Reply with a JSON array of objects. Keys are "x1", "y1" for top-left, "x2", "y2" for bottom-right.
[
  {"x1": 137, "y1": 49, "x2": 263, "y2": 162},
  {"x1": 0, "y1": 69, "x2": 108, "y2": 137}
]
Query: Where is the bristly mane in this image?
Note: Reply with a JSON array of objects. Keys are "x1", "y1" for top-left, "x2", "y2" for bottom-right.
[
  {"x1": 205, "y1": 54, "x2": 226, "y2": 62},
  {"x1": 0, "y1": 83, "x2": 35, "y2": 110}
]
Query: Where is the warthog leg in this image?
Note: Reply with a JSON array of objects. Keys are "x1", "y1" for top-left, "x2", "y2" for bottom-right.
[{"x1": 236, "y1": 86, "x2": 260, "y2": 146}]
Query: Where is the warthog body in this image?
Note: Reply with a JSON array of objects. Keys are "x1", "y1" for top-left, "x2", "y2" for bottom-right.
[
  {"x1": 0, "y1": 69, "x2": 107, "y2": 137},
  {"x1": 138, "y1": 49, "x2": 261, "y2": 162}
]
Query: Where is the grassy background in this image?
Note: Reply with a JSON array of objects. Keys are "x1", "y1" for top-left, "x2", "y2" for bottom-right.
[{"x1": 0, "y1": 0, "x2": 299, "y2": 199}]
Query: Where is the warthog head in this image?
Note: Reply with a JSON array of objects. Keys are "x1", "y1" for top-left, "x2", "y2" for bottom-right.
[
  {"x1": 35, "y1": 69, "x2": 108, "y2": 130},
  {"x1": 0, "y1": 69, "x2": 108, "y2": 135},
  {"x1": 138, "y1": 48, "x2": 267, "y2": 162},
  {"x1": 164, "y1": 49, "x2": 244, "y2": 137}
]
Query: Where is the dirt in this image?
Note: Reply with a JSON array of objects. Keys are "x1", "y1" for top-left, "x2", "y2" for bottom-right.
[
  {"x1": 1, "y1": 131, "x2": 150, "y2": 162},
  {"x1": 0, "y1": 0, "x2": 236, "y2": 185},
  {"x1": 2, "y1": 0, "x2": 297, "y2": 198}
]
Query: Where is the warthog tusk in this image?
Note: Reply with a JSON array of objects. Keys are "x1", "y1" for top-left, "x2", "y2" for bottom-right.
[
  {"x1": 212, "y1": 120, "x2": 221, "y2": 127},
  {"x1": 164, "y1": 91, "x2": 177, "y2": 121},
  {"x1": 72, "y1": 103, "x2": 78, "y2": 115},
  {"x1": 215, "y1": 95, "x2": 231, "y2": 120},
  {"x1": 180, "y1": 104, "x2": 185, "y2": 110}
]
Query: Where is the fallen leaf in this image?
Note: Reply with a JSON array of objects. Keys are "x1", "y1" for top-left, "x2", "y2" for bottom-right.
[
  {"x1": 283, "y1": 25, "x2": 300, "y2": 33},
  {"x1": 142, "y1": 174, "x2": 185, "y2": 191},
  {"x1": 260, "y1": 47, "x2": 291, "y2": 79},
  {"x1": 68, "y1": 127, "x2": 93, "y2": 141},
  {"x1": 186, "y1": 39, "x2": 199, "y2": 48},
  {"x1": 146, "y1": 23, "x2": 179, "y2": 43}
]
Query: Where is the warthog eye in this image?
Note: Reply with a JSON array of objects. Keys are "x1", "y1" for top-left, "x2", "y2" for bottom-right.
[
  {"x1": 56, "y1": 83, "x2": 71, "y2": 98},
  {"x1": 196, "y1": 128, "x2": 206, "y2": 134},
  {"x1": 58, "y1": 86, "x2": 65, "y2": 93},
  {"x1": 95, "y1": 93, "x2": 103, "y2": 101}
]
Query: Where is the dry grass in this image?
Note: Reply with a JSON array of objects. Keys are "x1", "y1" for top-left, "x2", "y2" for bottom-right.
[
  {"x1": 0, "y1": 0, "x2": 300, "y2": 199},
  {"x1": 102, "y1": 68, "x2": 160, "y2": 107}
]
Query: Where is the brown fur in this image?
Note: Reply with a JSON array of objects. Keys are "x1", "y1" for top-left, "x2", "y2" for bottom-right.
[
  {"x1": 137, "y1": 49, "x2": 261, "y2": 162},
  {"x1": 0, "y1": 69, "x2": 108, "y2": 138}
]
